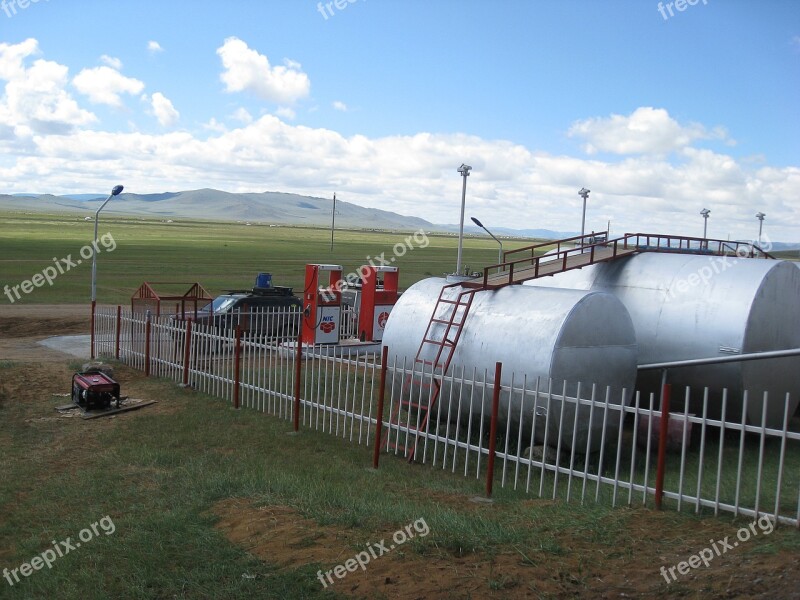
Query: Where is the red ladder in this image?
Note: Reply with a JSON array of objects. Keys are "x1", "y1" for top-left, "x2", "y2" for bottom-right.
[{"x1": 384, "y1": 283, "x2": 477, "y2": 461}]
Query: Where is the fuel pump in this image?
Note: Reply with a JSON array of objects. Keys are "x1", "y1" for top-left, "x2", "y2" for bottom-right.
[
  {"x1": 302, "y1": 264, "x2": 343, "y2": 345},
  {"x1": 358, "y1": 265, "x2": 399, "y2": 342}
]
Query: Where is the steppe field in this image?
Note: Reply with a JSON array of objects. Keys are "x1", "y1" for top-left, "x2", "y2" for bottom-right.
[{"x1": 1, "y1": 211, "x2": 798, "y2": 599}]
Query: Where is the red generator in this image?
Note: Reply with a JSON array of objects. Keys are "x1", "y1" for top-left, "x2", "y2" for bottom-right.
[{"x1": 72, "y1": 372, "x2": 121, "y2": 411}]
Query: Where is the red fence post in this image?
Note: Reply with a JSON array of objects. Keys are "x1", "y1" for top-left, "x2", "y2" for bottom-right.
[
  {"x1": 372, "y1": 345, "x2": 389, "y2": 469},
  {"x1": 90, "y1": 301, "x2": 96, "y2": 360},
  {"x1": 233, "y1": 327, "x2": 242, "y2": 409},
  {"x1": 485, "y1": 361, "x2": 503, "y2": 498},
  {"x1": 182, "y1": 319, "x2": 192, "y2": 386},
  {"x1": 144, "y1": 316, "x2": 152, "y2": 377},
  {"x1": 655, "y1": 383, "x2": 671, "y2": 510},
  {"x1": 293, "y1": 332, "x2": 302, "y2": 431},
  {"x1": 114, "y1": 305, "x2": 121, "y2": 360}
]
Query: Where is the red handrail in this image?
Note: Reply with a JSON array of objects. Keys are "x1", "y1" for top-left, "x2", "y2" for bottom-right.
[{"x1": 477, "y1": 231, "x2": 774, "y2": 289}]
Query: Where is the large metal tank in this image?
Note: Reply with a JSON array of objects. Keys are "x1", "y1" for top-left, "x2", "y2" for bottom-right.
[
  {"x1": 382, "y1": 278, "x2": 638, "y2": 451},
  {"x1": 525, "y1": 253, "x2": 800, "y2": 426}
]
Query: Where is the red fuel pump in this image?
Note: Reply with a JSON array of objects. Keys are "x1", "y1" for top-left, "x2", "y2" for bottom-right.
[
  {"x1": 302, "y1": 264, "x2": 343, "y2": 345},
  {"x1": 358, "y1": 266, "x2": 399, "y2": 342}
]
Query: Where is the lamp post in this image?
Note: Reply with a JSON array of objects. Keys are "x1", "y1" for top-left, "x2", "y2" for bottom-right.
[
  {"x1": 90, "y1": 184, "x2": 123, "y2": 359},
  {"x1": 578, "y1": 188, "x2": 590, "y2": 242},
  {"x1": 756, "y1": 212, "x2": 765, "y2": 246},
  {"x1": 471, "y1": 216, "x2": 503, "y2": 272},
  {"x1": 330, "y1": 192, "x2": 336, "y2": 251},
  {"x1": 92, "y1": 185, "x2": 123, "y2": 314},
  {"x1": 456, "y1": 164, "x2": 472, "y2": 275},
  {"x1": 700, "y1": 208, "x2": 710, "y2": 242}
]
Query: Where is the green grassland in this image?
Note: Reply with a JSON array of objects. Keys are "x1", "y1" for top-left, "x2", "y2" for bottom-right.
[
  {"x1": 1, "y1": 363, "x2": 797, "y2": 599},
  {"x1": 0, "y1": 212, "x2": 539, "y2": 305}
]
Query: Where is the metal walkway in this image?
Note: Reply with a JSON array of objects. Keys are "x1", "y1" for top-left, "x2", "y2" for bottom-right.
[
  {"x1": 464, "y1": 231, "x2": 774, "y2": 289},
  {"x1": 386, "y1": 231, "x2": 774, "y2": 460}
]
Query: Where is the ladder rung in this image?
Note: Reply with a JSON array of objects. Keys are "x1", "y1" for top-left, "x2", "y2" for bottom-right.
[
  {"x1": 437, "y1": 299, "x2": 471, "y2": 306},
  {"x1": 411, "y1": 363, "x2": 444, "y2": 372},
  {"x1": 422, "y1": 337, "x2": 457, "y2": 346},
  {"x1": 408, "y1": 378, "x2": 445, "y2": 386},
  {"x1": 402, "y1": 400, "x2": 428, "y2": 410},
  {"x1": 405, "y1": 379, "x2": 440, "y2": 388}
]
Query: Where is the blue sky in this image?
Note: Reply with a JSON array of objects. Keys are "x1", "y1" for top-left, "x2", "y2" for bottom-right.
[{"x1": 1, "y1": 0, "x2": 799, "y2": 240}]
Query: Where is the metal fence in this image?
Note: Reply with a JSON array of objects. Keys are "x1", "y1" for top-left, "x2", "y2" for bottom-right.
[{"x1": 93, "y1": 306, "x2": 800, "y2": 527}]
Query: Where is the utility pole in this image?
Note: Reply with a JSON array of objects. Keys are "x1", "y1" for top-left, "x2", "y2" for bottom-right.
[{"x1": 330, "y1": 193, "x2": 336, "y2": 252}]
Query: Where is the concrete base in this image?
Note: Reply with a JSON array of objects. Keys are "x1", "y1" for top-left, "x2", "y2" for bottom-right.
[
  {"x1": 38, "y1": 335, "x2": 91, "y2": 359},
  {"x1": 279, "y1": 338, "x2": 382, "y2": 359}
]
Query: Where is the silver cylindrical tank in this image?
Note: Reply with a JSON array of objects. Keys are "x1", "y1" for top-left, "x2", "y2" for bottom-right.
[
  {"x1": 525, "y1": 254, "x2": 800, "y2": 426},
  {"x1": 382, "y1": 278, "x2": 638, "y2": 451}
]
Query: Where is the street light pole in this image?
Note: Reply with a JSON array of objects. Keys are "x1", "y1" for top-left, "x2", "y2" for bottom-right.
[
  {"x1": 91, "y1": 185, "x2": 124, "y2": 304},
  {"x1": 700, "y1": 208, "x2": 710, "y2": 242},
  {"x1": 756, "y1": 212, "x2": 765, "y2": 246},
  {"x1": 90, "y1": 184, "x2": 123, "y2": 359},
  {"x1": 471, "y1": 216, "x2": 503, "y2": 272},
  {"x1": 330, "y1": 192, "x2": 336, "y2": 252},
  {"x1": 578, "y1": 188, "x2": 590, "y2": 241},
  {"x1": 456, "y1": 164, "x2": 472, "y2": 275}
]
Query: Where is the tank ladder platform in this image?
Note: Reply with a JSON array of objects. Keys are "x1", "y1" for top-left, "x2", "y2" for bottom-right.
[{"x1": 386, "y1": 231, "x2": 774, "y2": 461}]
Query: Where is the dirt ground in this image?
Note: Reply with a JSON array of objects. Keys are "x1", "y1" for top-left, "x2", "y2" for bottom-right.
[
  {"x1": 212, "y1": 497, "x2": 799, "y2": 599},
  {"x1": 2, "y1": 306, "x2": 798, "y2": 599},
  {"x1": 0, "y1": 303, "x2": 89, "y2": 361}
]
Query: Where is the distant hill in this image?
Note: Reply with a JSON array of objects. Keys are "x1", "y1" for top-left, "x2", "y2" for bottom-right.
[
  {"x1": 2, "y1": 190, "x2": 797, "y2": 245},
  {"x1": 0, "y1": 189, "x2": 434, "y2": 232},
  {"x1": 443, "y1": 224, "x2": 579, "y2": 239}
]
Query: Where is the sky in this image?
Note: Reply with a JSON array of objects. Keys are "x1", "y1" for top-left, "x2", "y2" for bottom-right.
[{"x1": 0, "y1": 0, "x2": 799, "y2": 241}]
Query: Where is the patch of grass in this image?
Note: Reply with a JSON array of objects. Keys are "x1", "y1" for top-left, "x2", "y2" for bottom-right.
[
  {"x1": 1, "y1": 363, "x2": 797, "y2": 599},
  {"x1": 0, "y1": 211, "x2": 543, "y2": 304}
]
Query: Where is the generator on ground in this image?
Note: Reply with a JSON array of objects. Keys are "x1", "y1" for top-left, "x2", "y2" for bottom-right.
[
  {"x1": 302, "y1": 264, "x2": 343, "y2": 345},
  {"x1": 71, "y1": 372, "x2": 121, "y2": 411}
]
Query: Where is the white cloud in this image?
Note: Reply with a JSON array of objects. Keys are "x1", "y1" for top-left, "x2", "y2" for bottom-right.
[
  {"x1": 0, "y1": 39, "x2": 95, "y2": 136},
  {"x1": 5, "y1": 111, "x2": 797, "y2": 240},
  {"x1": 275, "y1": 106, "x2": 296, "y2": 120},
  {"x1": 203, "y1": 118, "x2": 227, "y2": 133},
  {"x1": 148, "y1": 92, "x2": 179, "y2": 127},
  {"x1": 216, "y1": 37, "x2": 310, "y2": 104},
  {"x1": 230, "y1": 107, "x2": 253, "y2": 124},
  {"x1": 72, "y1": 65, "x2": 145, "y2": 107},
  {"x1": 332, "y1": 100, "x2": 347, "y2": 112},
  {"x1": 100, "y1": 55, "x2": 123, "y2": 70},
  {"x1": 147, "y1": 41, "x2": 164, "y2": 54},
  {"x1": 0, "y1": 43, "x2": 796, "y2": 246},
  {"x1": 569, "y1": 107, "x2": 731, "y2": 155},
  {"x1": 0, "y1": 38, "x2": 38, "y2": 80}
]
